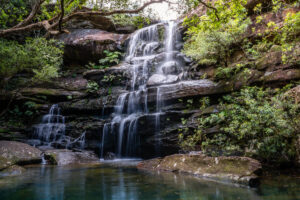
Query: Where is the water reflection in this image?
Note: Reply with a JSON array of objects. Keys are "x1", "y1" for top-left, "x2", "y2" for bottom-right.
[{"x1": 0, "y1": 164, "x2": 299, "y2": 200}]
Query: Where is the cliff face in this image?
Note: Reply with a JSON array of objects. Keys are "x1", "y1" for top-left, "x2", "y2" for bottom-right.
[{"x1": 0, "y1": 1, "x2": 299, "y2": 165}]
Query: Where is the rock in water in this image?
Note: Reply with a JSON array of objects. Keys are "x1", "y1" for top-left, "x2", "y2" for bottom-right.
[
  {"x1": 0, "y1": 165, "x2": 25, "y2": 177},
  {"x1": 44, "y1": 149, "x2": 99, "y2": 166},
  {"x1": 0, "y1": 141, "x2": 42, "y2": 165},
  {"x1": 104, "y1": 152, "x2": 116, "y2": 160},
  {"x1": 137, "y1": 153, "x2": 262, "y2": 187}
]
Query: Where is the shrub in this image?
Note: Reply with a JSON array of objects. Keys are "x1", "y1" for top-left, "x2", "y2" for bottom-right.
[
  {"x1": 0, "y1": 38, "x2": 63, "y2": 87},
  {"x1": 180, "y1": 86, "x2": 300, "y2": 162}
]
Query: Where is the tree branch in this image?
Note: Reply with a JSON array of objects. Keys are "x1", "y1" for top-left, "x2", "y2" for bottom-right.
[
  {"x1": 14, "y1": 0, "x2": 46, "y2": 28},
  {"x1": 49, "y1": 0, "x2": 167, "y2": 30},
  {"x1": 58, "y1": 0, "x2": 65, "y2": 32},
  {"x1": 0, "y1": 0, "x2": 167, "y2": 37},
  {"x1": 198, "y1": 0, "x2": 220, "y2": 21}
]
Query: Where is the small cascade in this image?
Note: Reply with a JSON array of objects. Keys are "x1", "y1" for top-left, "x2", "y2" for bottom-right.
[
  {"x1": 100, "y1": 21, "x2": 184, "y2": 158},
  {"x1": 32, "y1": 104, "x2": 85, "y2": 149},
  {"x1": 33, "y1": 104, "x2": 65, "y2": 145}
]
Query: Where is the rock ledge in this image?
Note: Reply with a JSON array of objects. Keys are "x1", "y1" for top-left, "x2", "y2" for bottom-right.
[{"x1": 137, "y1": 153, "x2": 262, "y2": 187}]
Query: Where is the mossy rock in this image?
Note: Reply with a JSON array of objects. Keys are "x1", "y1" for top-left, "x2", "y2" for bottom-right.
[
  {"x1": 138, "y1": 153, "x2": 262, "y2": 187},
  {"x1": 44, "y1": 153, "x2": 58, "y2": 165}
]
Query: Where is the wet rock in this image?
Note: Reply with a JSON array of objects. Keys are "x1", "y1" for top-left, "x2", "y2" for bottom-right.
[
  {"x1": 137, "y1": 153, "x2": 262, "y2": 187},
  {"x1": 59, "y1": 96, "x2": 117, "y2": 115},
  {"x1": 43, "y1": 149, "x2": 99, "y2": 166},
  {"x1": 0, "y1": 165, "x2": 25, "y2": 177},
  {"x1": 161, "y1": 61, "x2": 180, "y2": 75},
  {"x1": 58, "y1": 29, "x2": 128, "y2": 64},
  {"x1": 0, "y1": 141, "x2": 42, "y2": 165},
  {"x1": 146, "y1": 80, "x2": 222, "y2": 103},
  {"x1": 104, "y1": 152, "x2": 116, "y2": 160},
  {"x1": 147, "y1": 74, "x2": 179, "y2": 86}
]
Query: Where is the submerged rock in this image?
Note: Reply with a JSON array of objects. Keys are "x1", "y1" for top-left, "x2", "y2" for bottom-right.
[
  {"x1": 137, "y1": 153, "x2": 262, "y2": 187},
  {"x1": 0, "y1": 141, "x2": 42, "y2": 165},
  {"x1": 44, "y1": 149, "x2": 99, "y2": 166}
]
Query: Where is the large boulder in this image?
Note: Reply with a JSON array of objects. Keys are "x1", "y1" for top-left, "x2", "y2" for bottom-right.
[
  {"x1": 58, "y1": 29, "x2": 128, "y2": 64},
  {"x1": 0, "y1": 156, "x2": 13, "y2": 170},
  {"x1": 44, "y1": 149, "x2": 99, "y2": 166},
  {"x1": 65, "y1": 15, "x2": 115, "y2": 31},
  {"x1": 137, "y1": 153, "x2": 262, "y2": 187},
  {"x1": 0, "y1": 141, "x2": 42, "y2": 165}
]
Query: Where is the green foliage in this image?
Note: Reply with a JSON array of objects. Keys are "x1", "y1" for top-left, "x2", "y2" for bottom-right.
[
  {"x1": 180, "y1": 87, "x2": 300, "y2": 162},
  {"x1": 215, "y1": 63, "x2": 250, "y2": 80},
  {"x1": 86, "y1": 50, "x2": 122, "y2": 70},
  {"x1": 111, "y1": 14, "x2": 151, "y2": 29},
  {"x1": 9, "y1": 101, "x2": 37, "y2": 118},
  {"x1": 86, "y1": 81, "x2": 99, "y2": 94},
  {"x1": 0, "y1": 38, "x2": 63, "y2": 86},
  {"x1": 182, "y1": 0, "x2": 250, "y2": 66},
  {"x1": 99, "y1": 50, "x2": 122, "y2": 67},
  {"x1": 0, "y1": 0, "x2": 30, "y2": 28},
  {"x1": 247, "y1": 2, "x2": 300, "y2": 64},
  {"x1": 102, "y1": 74, "x2": 116, "y2": 83}
]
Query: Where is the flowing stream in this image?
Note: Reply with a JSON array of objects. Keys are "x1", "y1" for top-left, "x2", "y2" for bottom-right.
[{"x1": 101, "y1": 21, "x2": 184, "y2": 158}]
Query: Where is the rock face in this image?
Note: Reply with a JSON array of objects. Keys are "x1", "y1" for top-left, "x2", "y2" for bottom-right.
[
  {"x1": 146, "y1": 80, "x2": 222, "y2": 103},
  {"x1": 58, "y1": 29, "x2": 128, "y2": 64},
  {"x1": 0, "y1": 165, "x2": 25, "y2": 177},
  {"x1": 0, "y1": 141, "x2": 42, "y2": 165},
  {"x1": 137, "y1": 153, "x2": 262, "y2": 187},
  {"x1": 20, "y1": 88, "x2": 86, "y2": 102},
  {"x1": 44, "y1": 149, "x2": 99, "y2": 166},
  {"x1": 147, "y1": 74, "x2": 179, "y2": 86}
]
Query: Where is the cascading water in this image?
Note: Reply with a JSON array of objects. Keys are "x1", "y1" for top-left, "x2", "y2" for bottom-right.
[
  {"x1": 32, "y1": 104, "x2": 85, "y2": 149},
  {"x1": 33, "y1": 104, "x2": 66, "y2": 145},
  {"x1": 100, "y1": 21, "x2": 183, "y2": 158}
]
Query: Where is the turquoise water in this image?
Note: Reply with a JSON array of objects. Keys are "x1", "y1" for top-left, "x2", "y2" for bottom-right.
[{"x1": 0, "y1": 164, "x2": 299, "y2": 200}]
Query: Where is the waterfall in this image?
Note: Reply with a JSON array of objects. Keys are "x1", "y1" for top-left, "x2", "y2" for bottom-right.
[
  {"x1": 32, "y1": 104, "x2": 86, "y2": 149},
  {"x1": 100, "y1": 21, "x2": 182, "y2": 158},
  {"x1": 33, "y1": 104, "x2": 66, "y2": 145}
]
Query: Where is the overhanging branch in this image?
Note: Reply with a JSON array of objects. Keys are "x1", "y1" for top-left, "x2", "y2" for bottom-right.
[{"x1": 0, "y1": 0, "x2": 168, "y2": 37}]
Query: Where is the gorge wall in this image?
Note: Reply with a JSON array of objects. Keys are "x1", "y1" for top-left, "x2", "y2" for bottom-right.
[{"x1": 0, "y1": 0, "x2": 299, "y2": 165}]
